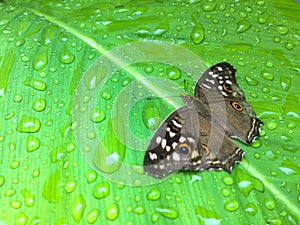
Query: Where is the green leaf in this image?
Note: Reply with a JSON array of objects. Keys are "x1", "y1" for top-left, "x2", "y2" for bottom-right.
[{"x1": 0, "y1": 1, "x2": 300, "y2": 224}]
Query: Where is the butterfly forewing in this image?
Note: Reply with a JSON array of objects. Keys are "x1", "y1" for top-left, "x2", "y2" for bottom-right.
[{"x1": 144, "y1": 106, "x2": 200, "y2": 178}]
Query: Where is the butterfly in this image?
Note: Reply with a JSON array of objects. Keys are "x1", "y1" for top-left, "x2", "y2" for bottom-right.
[{"x1": 143, "y1": 62, "x2": 263, "y2": 178}]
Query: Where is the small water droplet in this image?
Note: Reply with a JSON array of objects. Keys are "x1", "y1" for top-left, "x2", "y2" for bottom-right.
[
  {"x1": 191, "y1": 23, "x2": 205, "y2": 44},
  {"x1": 10, "y1": 200, "x2": 22, "y2": 209},
  {"x1": 106, "y1": 203, "x2": 119, "y2": 221},
  {"x1": 237, "y1": 20, "x2": 251, "y2": 33},
  {"x1": 265, "y1": 120, "x2": 277, "y2": 130},
  {"x1": 90, "y1": 108, "x2": 106, "y2": 123},
  {"x1": 59, "y1": 45, "x2": 75, "y2": 64},
  {"x1": 16, "y1": 211, "x2": 28, "y2": 225},
  {"x1": 221, "y1": 187, "x2": 231, "y2": 197},
  {"x1": 21, "y1": 188, "x2": 35, "y2": 207},
  {"x1": 65, "y1": 180, "x2": 77, "y2": 193},
  {"x1": 86, "y1": 170, "x2": 97, "y2": 184},
  {"x1": 224, "y1": 200, "x2": 239, "y2": 212},
  {"x1": 134, "y1": 206, "x2": 145, "y2": 214},
  {"x1": 221, "y1": 175, "x2": 233, "y2": 185},
  {"x1": 10, "y1": 160, "x2": 20, "y2": 169},
  {"x1": 17, "y1": 115, "x2": 41, "y2": 133},
  {"x1": 147, "y1": 188, "x2": 161, "y2": 201},
  {"x1": 201, "y1": 2, "x2": 216, "y2": 12},
  {"x1": 32, "y1": 99, "x2": 46, "y2": 112},
  {"x1": 0, "y1": 175, "x2": 5, "y2": 187},
  {"x1": 87, "y1": 208, "x2": 100, "y2": 224},
  {"x1": 245, "y1": 76, "x2": 258, "y2": 86},
  {"x1": 166, "y1": 66, "x2": 181, "y2": 80},
  {"x1": 264, "y1": 198, "x2": 276, "y2": 210},
  {"x1": 245, "y1": 202, "x2": 257, "y2": 216},
  {"x1": 92, "y1": 182, "x2": 110, "y2": 199},
  {"x1": 261, "y1": 70, "x2": 274, "y2": 81},
  {"x1": 26, "y1": 135, "x2": 40, "y2": 152},
  {"x1": 155, "y1": 206, "x2": 178, "y2": 219}
]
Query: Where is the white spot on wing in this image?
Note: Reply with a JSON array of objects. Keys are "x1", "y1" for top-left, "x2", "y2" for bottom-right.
[
  {"x1": 226, "y1": 80, "x2": 232, "y2": 84},
  {"x1": 149, "y1": 152, "x2": 158, "y2": 160},
  {"x1": 166, "y1": 146, "x2": 171, "y2": 152},
  {"x1": 161, "y1": 139, "x2": 167, "y2": 149},
  {"x1": 172, "y1": 142, "x2": 178, "y2": 149},
  {"x1": 173, "y1": 152, "x2": 180, "y2": 161},
  {"x1": 169, "y1": 131, "x2": 176, "y2": 138},
  {"x1": 179, "y1": 136, "x2": 186, "y2": 143},
  {"x1": 156, "y1": 136, "x2": 162, "y2": 144},
  {"x1": 172, "y1": 119, "x2": 182, "y2": 128}
]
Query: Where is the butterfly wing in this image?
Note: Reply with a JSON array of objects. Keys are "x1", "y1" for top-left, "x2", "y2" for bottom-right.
[
  {"x1": 193, "y1": 62, "x2": 263, "y2": 144},
  {"x1": 143, "y1": 106, "x2": 202, "y2": 178}
]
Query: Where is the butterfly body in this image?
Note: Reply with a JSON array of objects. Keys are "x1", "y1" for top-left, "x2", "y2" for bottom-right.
[{"x1": 143, "y1": 62, "x2": 263, "y2": 178}]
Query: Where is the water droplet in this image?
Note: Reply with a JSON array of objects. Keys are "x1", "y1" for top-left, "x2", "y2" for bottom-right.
[
  {"x1": 4, "y1": 111, "x2": 15, "y2": 120},
  {"x1": 195, "y1": 206, "x2": 221, "y2": 223},
  {"x1": 266, "y1": 120, "x2": 277, "y2": 130},
  {"x1": 221, "y1": 187, "x2": 231, "y2": 197},
  {"x1": 90, "y1": 108, "x2": 106, "y2": 123},
  {"x1": 224, "y1": 200, "x2": 239, "y2": 212},
  {"x1": 72, "y1": 195, "x2": 86, "y2": 223},
  {"x1": 221, "y1": 175, "x2": 233, "y2": 185},
  {"x1": 0, "y1": 175, "x2": 5, "y2": 187},
  {"x1": 10, "y1": 160, "x2": 20, "y2": 169},
  {"x1": 279, "y1": 159, "x2": 300, "y2": 175},
  {"x1": 235, "y1": 168, "x2": 264, "y2": 197},
  {"x1": 251, "y1": 139, "x2": 261, "y2": 148},
  {"x1": 237, "y1": 20, "x2": 251, "y2": 33},
  {"x1": 245, "y1": 202, "x2": 257, "y2": 216},
  {"x1": 10, "y1": 200, "x2": 22, "y2": 209},
  {"x1": 261, "y1": 71, "x2": 274, "y2": 81},
  {"x1": 122, "y1": 78, "x2": 131, "y2": 87},
  {"x1": 26, "y1": 135, "x2": 40, "y2": 152},
  {"x1": 5, "y1": 188, "x2": 16, "y2": 197},
  {"x1": 16, "y1": 211, "x2": 28, "y2": 225},
  {"x1": 86, "y1": 170, "x2": 97, "y2": 184},
  {"x1": 49, "y1": 145, "x2": 64, "y2": 163},
  {"x1": 147, "y1": 188, "x2": 161, "y2": 201},
  {"x1": 33, "y1": 50, "x2": 48, "y2": 71},
  {"x1": 14, "y1": 94, "x2": 23, "y2": 102},
  {"x1": 23, "y1": 77, "x2": 47, "y2": 91},
  {"x1": 142, "y1": 102, "x2": 161, "y2": 130},
  {"x1": 65, "y1": 180, "x2": 77, "y2": 193},
  {"x1": 201, "y1": 2, "x2": 216, "y2": 12},
  {"x1": 87, "y1": 208, "x2": 100, "y2": 224},
  {"x1": 280, "y1": 76, "x2": 291, "y2": 91},
  {"x1": 59, "y1": 45, "x2": 75, "y2": 64},
  {"x1": 264, "y1": 198, "x2": 276, "y2": 210},
  {"x1": 32, "y1": 168, "x2": 40, "y2": 178},
  {"x1": 191, "y1": 23, "x2": 205, "y2": 44},
  {"x1": 17, "y1": 115, "x2": 41, "y2": 133},
  {"x1": 42, "y1": 170, "x2": 62, "y2": 203},
  {"x1": 274, "y1": 25, "x2": 289, "y2": 35},
  {"x1": 245, "y1": 76, "x2": 258, "y2": 86},
  {"x1": 166, "y1": 66, "x2": 181, "y2": 80},
  {"x1": 101, "y1": 91, "x2": 111, "y2": 100},
  {"x1": 84, "y1": 64, "x2": 106, "y2": 90},
  {"x1": 151, "y1": 213, "x2": 159, "y2": 223},
  {"x1": 21, "y1": 188, "x2": 35, "y2": 207},
  {"x1": 32, "y1": 99, "x2": 46, "y2": 112},
  {"x1": 134, "y1": 206, "x2": 145, "y2": 214},
  {"x1": 285, "y1": 40, "x2": 295, "y2": 50},
  {"x1": 106, "y1": 203, "x2": 119, "y2": 221},
  {"x1": 92, "y1": 182, "x2": 110, "y2": 199},
  {"x1": 14, "y1": 38, "x2": 25, "y2": 47},
  {"x1": 155, "y1": 206, "x2": 178, "y2": 219}
]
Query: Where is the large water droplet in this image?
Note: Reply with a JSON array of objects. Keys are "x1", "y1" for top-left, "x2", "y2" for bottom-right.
[
  {"x1": 106, "y1": 203, "x2": 119, "y2": 221},
  {"x1": 142, "y1": 102, "x2": 161, "y2": 130},
  {"x1": 59, "y1": 45, "x2": 75, "y2": 64},
  {"x1": 87, "y1": 208, "x2": 100, "y2": 224},
  {"x1": 33, "y1": 50, "x2": 48, "y2": 71},
  {"x1": 21, "y1": 188, "x2": 35, "y2": 207},
  {"x1": 72, "y1": 195, "x2": 86, "y2": 223},
  {"x1": 274, "y1": 25, "x2": 289, "y2": 35},
  {"x1": 17, "y1": 115, "x2": 41, "y2": 133},
  {"x1": 23, "y1": 77, "x2": 47, "y2": 91},
  {"x1": 278, "y1": 159, "x2": 300, "y2": 175}
]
